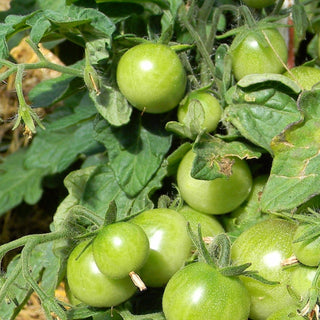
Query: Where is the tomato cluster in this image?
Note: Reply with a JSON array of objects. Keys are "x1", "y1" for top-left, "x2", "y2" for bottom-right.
[{"x1": 66, "y1": 20, "x2": 320, "y2": 319}]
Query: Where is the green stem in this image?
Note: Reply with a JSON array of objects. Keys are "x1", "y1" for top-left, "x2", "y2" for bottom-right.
[
  {"x1": 25, "y1": 38, "x2": 47, "y2": 62},
  {"x1": 69, "y1": 205, "x2": 104, "y2": 227},
  {"x1": 0, "y1": 260, "x2": 22, "y2": 305},
  {"x1": 178, "y1": 5, "x2": 216, "y2": 81},
  {"x1": 21, "y1": 239, "x2": 67, "y2": 320},
  {"x1": 0, "y1": 230, "x2": 68, "y2": 267}
]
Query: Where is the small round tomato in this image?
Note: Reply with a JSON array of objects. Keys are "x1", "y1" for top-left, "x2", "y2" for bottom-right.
[
  {"x1": 177, "y1": 149, "x2": 252, "y2": 215},
  {"x1": 230, "y1": 28, "x2": 288, "y2": 81},
  {"x1": 116, "y1": 43, "x2": 187, "y2": 114},
  {"x1": 231, "y1": 219, "x2": 298, "y2": 320},
  {"x1": 162, "y1": 261, "x2": 250, "y2": 320},
  {"x1": 292, "y1": 223, "x2": 320, "y2": 267},
  {"x1": 178, "y1": 205, "x2": 224, "y2": 238},
  {"x1": 284, "y1": 66, "x2": 320, "y2": 91},
  {"x1": 242, "y1": 0, "x2": 276, "y2": 9},
  {"x1": 177, "y1": 91, "x2": 222, "y2": 133},
  {"x1": 289, "y1": 264, "x2": 320, "y2": 300},
  {"x1": 92, "y1": 222, "x2": 149, "y2": 279},
  {"x1": 66, "y1": 240, "x2": 136, "y2": 307},
  {"x1": 222, "y1": 175, "x2": 269, "y2": 235},
  {"x1": 130, "y1": 208, "x2": 192, "y2": 287}
]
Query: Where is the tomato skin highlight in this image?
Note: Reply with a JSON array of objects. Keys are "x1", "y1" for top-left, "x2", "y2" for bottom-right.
[
  {"x1": 130, "y1": 208, "x2": 192, "y2": 287},
  {"x1": 177, "y1": 149, "x2": 252, "y2": 215},
  {"x1": 66, "y1": 240, "x2": 136, "y2": 308},
  {"x1": 92, "y1": 222, "x2": 149, "y2": 279},
  {"x1": 116, "y1": 43, "x2": 187, "y2": 114},
  {"x1": 162, "y1": 262, "x2": 251, "y2": 320},
  {"x1": 231, "y1": 219, "x2": 298, "y2": 320},
  {"x1": 231, "y1": 29, "x2": 288, "y2": 81}
]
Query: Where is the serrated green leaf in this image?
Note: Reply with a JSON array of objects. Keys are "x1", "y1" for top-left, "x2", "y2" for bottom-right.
[
  {"x1": 0, "y1": 149, "x2": 48, "y2": 217},
  {"x1": 292, "y1": 0, "x2": 310, "y2": 41},
  {"x1": 261, "y1": 118, "x2": 320, "y2": 212},
  {"x1": 89, "y1": 84, "x2": 132, "y2": 127},
  {"x1": 25, "y1": 94, "x2": 98, "y2": 172},
  {"x1": 191, "y1": 135, "x2": 261, "y2": 180},
  {"x1": 299, "y1": 89, "x2": 320, "y2": 121},
  {"x1": 80, "y1": 162, "x2": 166, "y2": 220},
  {"x1": 224, "y1": 86, "x2": 303, "y2": 154},
  {"x1": 94, "y1": 113, "x2": 172, "y2": 197}
]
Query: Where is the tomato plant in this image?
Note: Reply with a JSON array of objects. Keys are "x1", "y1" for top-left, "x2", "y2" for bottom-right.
[
  {"x1": 116, "y1": 42, "x2": 187, "y2": 114},
  {"x1": 177, "y1": 149, "x2": 252, "y2": 215},
  {"x1": 0, "y1": 1, "x2": 320, "y2": 319},
  {"x1": 92, "y1": 221, "x2": 149, "y2": 279}
]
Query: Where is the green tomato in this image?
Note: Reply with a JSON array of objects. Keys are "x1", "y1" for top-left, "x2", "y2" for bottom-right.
[
  {"x1": 292, "y1": 224, "x2": 320, "y2": 267},
  {"x1": 231, "y1": 219, "x2": 298, "y2": 320},
  {"x1": 231, "y1": 29, "x2": 288, "y2": 81},
  {"x1": 92, "y1": 222, "x2": 149, "y2": 279},
  {"x1": 177, "y1": 149, "x2": 252, "y2": 215},
  {"x1": 289, "y1": 264, "x2": 320, "y2": 300},
  {"x1": 116, "y1": 43, "x2": 187, "y2": 114},
  {"x1": 222, "y1": 175, "x2": 269, "y2": 235},
  {"x1": 130, "y1": 208, "x2": 192, "y2": 287},
  {"x1": 66, "y1": 240, "x2": 136, "y2": 307},
  {"x1": 284, "y1": 66, "x2": 320, "y2": 91},
  {"x1": 162, "y1": 261, "x2": 250, "y2": 320},
  {"x1": 177, "y1": 91, "x2": 222, "y2": 133},
  {"x1": 242, "y1": 0, "x2": 276, "y2": 9},
  {"x1": 178, "y1": 205, "x2": 224, "y2": 238}
]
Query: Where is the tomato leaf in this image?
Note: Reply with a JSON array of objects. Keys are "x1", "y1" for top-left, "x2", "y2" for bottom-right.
[
  {"x1": 261, "y1": 117, "x2": 320, "y2": 212},
  {"x1": 25, "y1": 94, "x2": 99, "y2": 172},
  {"x1": 0, "y1": 149, "x2": 48, "y2": 217},
  {"x1": 94, "y1": 113, "x2": 172, "y2": 197},
  {"x1": 191, "y1": 135, "x2": 261, "y2": 180},
  {"x1": 89, "y1": 84, "x2": 132, "y2": 127},
  {"x1": 80, "y1": 162, "x2": 166, "y2": 220},
  {"x1": 236, "y1": 73, "x2": 301, "y2": 95},
  {"x1": 224, "y1": 86, "x2": 303, "y2": 154}
]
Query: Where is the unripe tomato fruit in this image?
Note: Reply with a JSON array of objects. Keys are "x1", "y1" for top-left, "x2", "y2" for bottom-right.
[
  {"x1": 242, "y1": 0, "x2": 276, "y2": 9},
  {"x1": 162, "y1": 262, "x2": 251, "y2": 320},
  {"x1": 177, "y1": 91, "x2": 222, "y2": 133},
  {"x1": 116, "y1": 43, "x2": 187, "y2": 113},
  {"x1": 292, "y1": 223, "x2": 320, "y2": 267},
  {"x1": 92, "y1": 222, "x2": 149, "y2": 279},
  {"x1": 178, "y1": 205, "x2": 224, "y2": 237},
  {"x1": 66, "y1": 240, "x2": 136, "y2": 307},
  {"x1": 130, "y1": 208, "x2": 192, "y2": 287},
  {"x1": 284, "y1": 66, "x2": 320, "y2": 91},
  {"x1": 177, "y1": 149, "x2": 252, "y2": 215},
  {"x1": 231, "y1": 219, "x2": 298, "y2": 320},
  {"x1": 231, "y1": 29, "x2": 288, "y2": 81}
]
